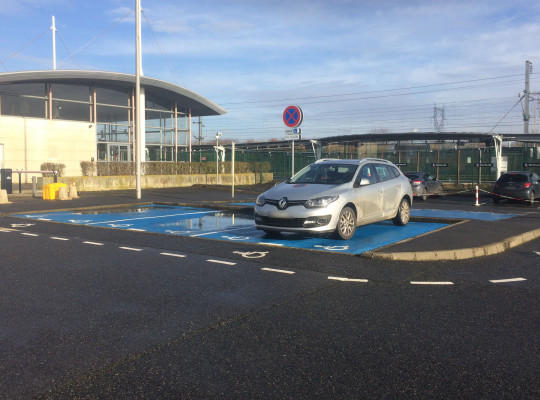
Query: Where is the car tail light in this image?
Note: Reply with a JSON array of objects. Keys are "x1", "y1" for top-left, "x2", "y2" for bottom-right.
[
  {"x1": 413, "y1": 180, "x2": 422, "y2": 185},
  {"x1": 524, "y1": 182, "x2": 531, "y2": 189}
]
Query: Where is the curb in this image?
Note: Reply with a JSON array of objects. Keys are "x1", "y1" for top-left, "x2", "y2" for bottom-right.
[{"x1": 362, "y1": 227, "x2": 540, "y2": 261}]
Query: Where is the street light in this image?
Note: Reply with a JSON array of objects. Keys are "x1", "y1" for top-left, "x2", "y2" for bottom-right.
[{"x1": 215, "y1": 132, "x2": 223, "y2": 184}]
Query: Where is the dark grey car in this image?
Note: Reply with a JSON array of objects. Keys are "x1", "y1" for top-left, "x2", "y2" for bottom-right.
[
  {"x1": 493, "y1": 171, "x2": 540, "y2": 204},
  {"x1": 404, "y1": 172, "x2": 443, "y2": 201}
]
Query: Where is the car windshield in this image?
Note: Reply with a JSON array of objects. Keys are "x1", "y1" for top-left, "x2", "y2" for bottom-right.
[
  {"x1": 499, "y1": 174, "x2": 527, "y2": 183},
  {"x1": 290, "y1": 163, "x2": 358, "y2": 185}
]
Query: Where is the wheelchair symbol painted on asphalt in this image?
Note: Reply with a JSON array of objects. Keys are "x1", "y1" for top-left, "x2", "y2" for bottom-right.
[
  {"x1": 233, "y1": 250, "x2": 269, "y2": 259},
  {"x1": 314, "y1": 244, "x2": 349, "y2": 251},
  {"x1": 222, "y1": 235, "x2": 250, "y2": 241}
]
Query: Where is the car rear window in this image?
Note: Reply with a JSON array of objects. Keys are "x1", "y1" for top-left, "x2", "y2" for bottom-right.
[
  {"x1": 404, "y1": 173, "x2": 419, "y2": 180},
  {"x1": 498, "y1": 174, "x2": 527, "y2": 183}
]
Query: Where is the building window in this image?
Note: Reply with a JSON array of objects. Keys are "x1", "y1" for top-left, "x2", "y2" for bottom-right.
[
  {"x1": 0, "y1": 83, "x2": 47, "y2": 118},
  {"x1": 50, "y1": 83, "x2": 92, "y2": 122}
]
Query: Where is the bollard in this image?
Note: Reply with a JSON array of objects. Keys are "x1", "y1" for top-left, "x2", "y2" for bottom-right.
[
  {"x1": 58, "y1": 186, "x2": 70, "y2": 200},
  {"x1": 474, "y1": 185, "x2": 480, "y2": 206},
  {"x1": 69, "y1": 181, "x2": 79, "y2": 199},
  {"x1": 0, "y1": 189, "x2": 9, "y2": 204}
]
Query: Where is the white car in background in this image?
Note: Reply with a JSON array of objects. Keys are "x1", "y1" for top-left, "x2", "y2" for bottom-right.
[{"x1": 254, "y1": 158, "x2": 413, "y2": 240}]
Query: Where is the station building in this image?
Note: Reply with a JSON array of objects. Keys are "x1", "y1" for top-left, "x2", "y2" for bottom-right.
[{"x1": 0, "y1": 70, "x2": 226, "y2": 178}]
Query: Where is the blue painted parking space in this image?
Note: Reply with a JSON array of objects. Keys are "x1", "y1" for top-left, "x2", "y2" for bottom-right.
[
  {"x1": 14, "y1": 205, "x2": 451, "y2": 255},
  {"x1": 228, "y1": 203, "x2": 520, "y2": 221}
]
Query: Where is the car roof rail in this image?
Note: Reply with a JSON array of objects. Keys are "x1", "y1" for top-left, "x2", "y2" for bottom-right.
[{"x1": 360, "y1": 158, "x2": 392, "y2": 163}]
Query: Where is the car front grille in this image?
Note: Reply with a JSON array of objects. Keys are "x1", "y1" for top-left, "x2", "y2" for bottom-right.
[
  {"x1": 255, "y1": 215, "x2": 306, "y2": 228},
  {"x1": 264, "y1": 199, "x2": 306, "y2": 208}
]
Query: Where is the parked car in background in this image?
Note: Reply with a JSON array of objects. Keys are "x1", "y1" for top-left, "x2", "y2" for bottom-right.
[
  {"x1": 254, "y1": 158, "x2": 413, "y2": 240},
  {"x1": 492, "y1": 171, "x2": 540, "y2": 204},
  {"x1": 403, "y1": 172, "x2": 443, "y2": 201}
]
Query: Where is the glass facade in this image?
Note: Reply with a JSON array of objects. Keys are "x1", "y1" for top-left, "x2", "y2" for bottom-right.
[
  {"x1": 0, "y1": 81, "x2": 193, "y2": 162},
  {"x1": 0, "y1": 83, "x2": 48, "y2": 118}
]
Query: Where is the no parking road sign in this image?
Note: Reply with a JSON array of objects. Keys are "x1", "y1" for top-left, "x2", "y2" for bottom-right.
[{"x1": 283, "y1": 105, "x2": 303, "y2": 128}]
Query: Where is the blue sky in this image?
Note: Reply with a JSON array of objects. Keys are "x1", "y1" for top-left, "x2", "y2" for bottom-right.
[{"x1": 1, "y1": 0, "x2": 539, "y2": 142}]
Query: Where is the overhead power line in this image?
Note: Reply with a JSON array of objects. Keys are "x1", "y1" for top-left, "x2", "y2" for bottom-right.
[{"x1": 1, "y1": 28, "x2": 50, "y2": 71}]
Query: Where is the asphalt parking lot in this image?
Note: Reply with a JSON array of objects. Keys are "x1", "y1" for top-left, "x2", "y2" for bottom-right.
[
  {"x1": 1, "y1": 185, "x2": 539, "y2": 399},
  {"x1": 3, "y1": 184, "x2": 540, "y2": 261}
]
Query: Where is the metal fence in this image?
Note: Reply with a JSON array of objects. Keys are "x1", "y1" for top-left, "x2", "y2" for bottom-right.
[{"x1": 179, "y1": 145, "x2": 540, "y2": 184}]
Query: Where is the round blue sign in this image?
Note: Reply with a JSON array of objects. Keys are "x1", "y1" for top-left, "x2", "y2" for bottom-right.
[{"x1": 283, "y1": 105, "x2": 303, "y2": 128}]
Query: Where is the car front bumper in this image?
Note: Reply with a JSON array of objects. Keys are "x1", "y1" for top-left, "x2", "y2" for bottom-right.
[{"x1": 254, "y1": 203, "x2": 339, "y2": 234}]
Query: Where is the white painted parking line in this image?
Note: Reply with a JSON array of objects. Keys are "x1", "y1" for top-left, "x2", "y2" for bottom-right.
[
  {"x1": 261, "y1": 267, "x2": 295, "y2": 275},
  {"x1": 328, "y1": 276, "x2": 368, "y2": 283},
  {"x1": 83, "y1": 241, "x2": 104, "y2": 246},
  {"x1": 489, "y1": 278, "x2": 527, "y2": 283},
  {"x1": 161, "y1": 252, "x2": 187, "y2": 258},
  {"x1": 410, "y1": 281, "x2": 454, "y2": 285},
  {"x1": 86, "y1": 211, "x2": 215, "y2": 225},
  {"x1": 119, "y1": 246, "x2": 143, "y2": 252},
  {"x1": 21, "y1": 233, "x2": 38, "y2": 237},
  {"x1": 207, "y1": 259, "x2": 236, "y2": 266},
  {"x1": 51, "y1": 237, "x2": 69, "y2": 241}
]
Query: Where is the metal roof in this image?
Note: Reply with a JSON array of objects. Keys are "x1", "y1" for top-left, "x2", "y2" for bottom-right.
[{"x1": 0, "y1": 70, "x2": 226, "y2": 117}]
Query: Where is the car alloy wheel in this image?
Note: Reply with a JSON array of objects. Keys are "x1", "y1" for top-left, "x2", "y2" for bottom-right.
[
  {"x1": 393, "y1": 197, "x2": 410, "y2": 226},
  {"x1": 334, "y1": 206, "x2": 356, "y2": 240}
]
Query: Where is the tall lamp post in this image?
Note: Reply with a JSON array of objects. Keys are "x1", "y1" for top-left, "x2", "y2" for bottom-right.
[{"x1": 215, "y1": 132, "x2": 223, "y2": 184}]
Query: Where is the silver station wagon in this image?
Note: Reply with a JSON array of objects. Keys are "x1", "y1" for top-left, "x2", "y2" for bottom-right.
[{"x1": 254, "y1": 158, "x2": 413, "y2": 240}]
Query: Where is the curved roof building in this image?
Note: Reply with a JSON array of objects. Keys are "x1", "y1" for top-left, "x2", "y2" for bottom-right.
[{"x1": 0, "y1": 70, "x2": 226, "y2": 177}]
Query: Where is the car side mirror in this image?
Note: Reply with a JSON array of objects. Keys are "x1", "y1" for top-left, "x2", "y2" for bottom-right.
[{"x1": 354, "y1": 178, "x2": 370, "y2": 187}]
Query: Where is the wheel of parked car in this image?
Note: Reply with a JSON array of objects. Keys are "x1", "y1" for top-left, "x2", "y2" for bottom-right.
[
  {"x1": 392, "y1": 197, "x2": 410, "y2": 226},
  {"x1": 334, "y1": 206, "x2": 356, "y2": 240}
]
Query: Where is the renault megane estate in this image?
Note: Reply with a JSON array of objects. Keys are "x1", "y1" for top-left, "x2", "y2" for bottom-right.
[{"x1": 254, "y1": 158, "x2": 413, "y2": 240}]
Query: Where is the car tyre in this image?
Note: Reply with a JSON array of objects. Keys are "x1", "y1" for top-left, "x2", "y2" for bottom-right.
[
  {"x1": 393, "y1": 197, "x2": 410, "y2": 226},
  {"x1": 333, "y1": 206, "x2": 356, "y2": 240}
]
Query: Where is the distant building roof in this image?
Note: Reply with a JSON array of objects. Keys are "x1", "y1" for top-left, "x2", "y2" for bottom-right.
[{"x1": 0, "y1": 70, "x2": 226, "y2": 116}]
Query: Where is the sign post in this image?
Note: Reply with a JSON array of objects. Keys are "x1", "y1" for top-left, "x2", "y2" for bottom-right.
[{"x1": 283, "y1": 105, "x2": 303, "y2": 177}]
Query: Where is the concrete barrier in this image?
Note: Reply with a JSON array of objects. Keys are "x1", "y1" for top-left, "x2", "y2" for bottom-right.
[
  {"x1": 41, "y1": 173, "x2": 274, "y2": 192},
  {"x1": 0, "y1": 189, "x2": 9, "y2": 204}
]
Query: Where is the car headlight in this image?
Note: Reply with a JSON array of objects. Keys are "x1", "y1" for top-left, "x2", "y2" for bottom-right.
[
  {"x1": 304, "y1": 195, "x2": 339, "y2": 208},
  {"x1": 255, "y1": 194, "x2": 266, "y2": 207}
]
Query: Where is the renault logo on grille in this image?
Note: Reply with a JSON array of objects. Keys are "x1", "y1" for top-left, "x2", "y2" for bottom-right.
[{"x1": 277, "y1": 197, "x2": 288, "y2": 210}]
